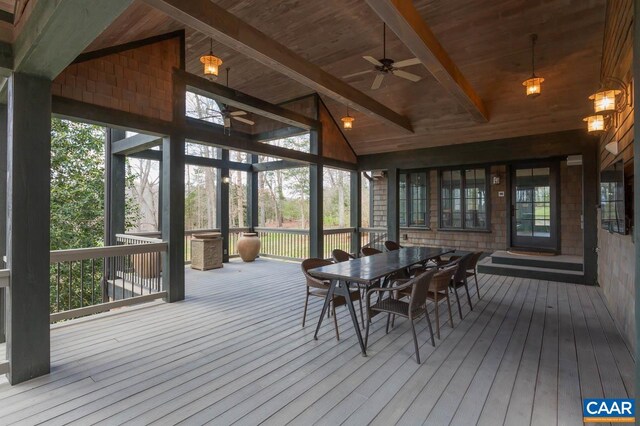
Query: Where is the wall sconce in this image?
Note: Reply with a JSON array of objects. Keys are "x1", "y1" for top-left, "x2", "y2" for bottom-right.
[
  {"x1": 584, "y1": 77, "x2": 632, "y2": 136},
  {"x1": 583, "y1": 114, "x2": 607, "y2": 134},
  {"x1": 221, "y1": 176, "x2": 231, "y2": 184}
]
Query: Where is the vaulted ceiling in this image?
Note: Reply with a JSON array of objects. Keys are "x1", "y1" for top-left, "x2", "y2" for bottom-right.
[{"x1": 85, "y1": 0, "x2": 607, "y2": 155}]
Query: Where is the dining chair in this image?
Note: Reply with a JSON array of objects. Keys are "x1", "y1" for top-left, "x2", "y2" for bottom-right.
[
  {"x1": 466, "y1": 251, "x2": 483, "y2": 299},
  {"x1": 449, "y1": 252, "x2": 474, "y2": 319},
  {"x1": 427, "y1": 265, "x2": 458, "y2": 338},
  {"x1": 332, "y1": 249, "x2": 355, "y2": 263},
  {"x1": 301, "y1": 258, "x2": 364, "y2": 339},
  {"x1": 360, "y1": 247, "x2": 382, "y2": 257},
  {"x1": 384, "y1": 240, "x2": 401, "y2": 251},
  {"x1": 364, "y1": 269, "x2": 437, "y2": 364}
]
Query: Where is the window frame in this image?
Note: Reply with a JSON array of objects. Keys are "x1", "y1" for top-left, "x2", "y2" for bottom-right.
[
  {"x1": 399, "y1": 170, "x2": 430, "y2": 229},
  {"x1": 438, "y1": 166, "x2": 491, "y2": 232}
]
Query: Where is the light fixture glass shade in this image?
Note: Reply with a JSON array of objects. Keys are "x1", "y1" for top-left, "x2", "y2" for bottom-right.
[
  {"x1": 221, "y1": 176, "x2": 231, "y2": 184},
  {"x1": 200, "y1": 53, "x2": 223, "y2": 78},
  {"x1": 589, "y1": 89, "x2": 621, "y2": 113},
  {"x1": 522, "y1": 76, "x2": 544, "y2": 97},
  {"x1": 583, "y1": 114, "x2": 605, "y2": 133},
  {"x1": 341, "y1": 115, "x2": 355, "y2": 130}
]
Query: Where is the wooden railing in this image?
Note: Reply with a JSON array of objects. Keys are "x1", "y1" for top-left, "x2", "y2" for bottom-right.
[
  {"x1": 323, "y1": 228, "x2": 355, "y2": 259},
  {"x1": 255, "y1": 227, "x2": 309, "y2": 260},
  {"x1": 360, "y1": 227, "x2": 388, "y2": 252},
  {"x1": 229, "y1": 227, "x2": 251, "y2": 257},
  {"x1": 49, "y1": 241, "x2": 167, "y2": 322}
]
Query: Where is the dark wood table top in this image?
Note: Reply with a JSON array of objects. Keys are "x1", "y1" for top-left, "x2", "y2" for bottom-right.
[{"x1": 309, "y1": 246, "x2": 454, "y2": 284}]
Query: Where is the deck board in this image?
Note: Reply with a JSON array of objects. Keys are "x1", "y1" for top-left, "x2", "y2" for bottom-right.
[{"x1": 0, "y1": 258, "x2": 633, "y2": 425}]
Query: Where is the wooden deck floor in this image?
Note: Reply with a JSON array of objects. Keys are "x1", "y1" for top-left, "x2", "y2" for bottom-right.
[{"x1": 0, "y1": 258, "x2": 634, "y2": 425}]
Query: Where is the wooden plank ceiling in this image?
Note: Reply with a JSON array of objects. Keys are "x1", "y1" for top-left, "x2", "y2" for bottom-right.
[{"x1": 84, "y1": 0, "x2": 606, "y2": 155}]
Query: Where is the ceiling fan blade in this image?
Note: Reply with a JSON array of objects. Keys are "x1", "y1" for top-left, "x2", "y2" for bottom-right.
[
  {"x1": 363, "y1": 56, "x2": 383, "y2": 66},
  {"x1": 393, "y1": 58, "x2": 421, "y2": 68},
  {"x1": 230, "y1": 110, "x2": 247, "y2": 116},
  {"x1": 392, "y1": 69, "x2": 422, "y2": 82},
  {"x1": 233, "y1": 116, "x2": 255, "y2": 125},
  {"x1": 342, "y1": 69, "x2": 374, "y2": 79},
  {"x1": 371, "y1": 74, "x2": 384, "y2": 90}
]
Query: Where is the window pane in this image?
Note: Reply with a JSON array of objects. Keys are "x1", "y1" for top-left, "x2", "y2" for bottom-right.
[
  {"x1": 399, "y1": 173, "x2": 407, "y2": 227},
  {"x1": 409, "y1": 172, "x2": 427, "y2": 226},
  {"x1": 464, "y1": 169, "x2": 486, "y2": 229}
]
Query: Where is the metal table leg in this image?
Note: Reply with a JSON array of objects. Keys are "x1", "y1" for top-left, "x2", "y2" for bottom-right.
[
  {"x1": 313, "y1": 279, "x2": 336, "y2": 340},
  {"x1": 333, "y1": 280, "x2": 367, "y2": 356}
]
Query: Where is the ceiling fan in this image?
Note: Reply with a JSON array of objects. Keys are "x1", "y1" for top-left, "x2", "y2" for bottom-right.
[
  {"x1": 202, "y1": 67, "x2": 255, "y2": 134},
  {"x1": 343, "y1": 24, "x2": 422, "y2": 90}
]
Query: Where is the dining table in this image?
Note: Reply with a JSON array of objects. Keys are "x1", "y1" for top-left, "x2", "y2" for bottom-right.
[{"x1": 308, "y1": 246, "x2": 455, "y2": 356}]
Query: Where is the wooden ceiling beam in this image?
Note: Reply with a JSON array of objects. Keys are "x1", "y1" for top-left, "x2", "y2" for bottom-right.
[
  {"x1": 143, "y1": 0, "x2": 413, "y2": 133},
  {"x1": 366, "y1": 0, "x2": 489, "y2": 122},
  {"x1": 13, "y1": 0, "x2": 132, "y2": 78},
  {"x1": 112, "y1": 133, "x2": 162, "y2": 156}
]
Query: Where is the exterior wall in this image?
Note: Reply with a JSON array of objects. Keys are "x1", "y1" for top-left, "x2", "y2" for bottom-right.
[
  {"x1": 372, "y1": 162, "x2": 583, "y2": 254},
  {"x1": 52, "y1": 37, "x2": 181, "y2": 121},
  {"x1": 596, "y1": 0, "x2": 635, "y2": 351}
]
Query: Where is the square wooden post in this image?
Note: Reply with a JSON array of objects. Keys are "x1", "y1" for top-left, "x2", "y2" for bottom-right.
[
  {"x1": 0, "y1": 104, "x2": 6, "y2": 344},
  {"x1": 633, "y1": 0, "x2": 640, "y2": 397},
  {"x1": 104, "y1": 128, "x2": 126, "y2": 247},
  {"x1": 249, "y1": 154, "x2": 259, "y2": 232},
  {"x1": 309, "y1": 128, "x2": 323, "y2": 258},
  {"x1": 350, "y1": 171, "x2": 362, "y2": 257},
  {"x1": 387, "y1": 167, "x2": 400, "y2": 243},
  {"x1": 217, "y1": 149, "x2": 230, "y2": 262},
  {"x1": 6, "y1": 73, "x2": 52, "y2": 384}
]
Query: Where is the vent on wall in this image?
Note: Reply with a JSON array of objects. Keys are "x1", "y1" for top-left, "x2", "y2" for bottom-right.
[{"x1": 566, "y1": 155, "x2": 582, "y2": 166}]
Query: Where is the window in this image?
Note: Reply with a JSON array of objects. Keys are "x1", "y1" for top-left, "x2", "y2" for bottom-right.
[
  {"x1": 440, "y1": 168, "x2": 488, "y2": 230},
  {"x1": 399, "y1": 172, "x2": 428, "y2": 227}
]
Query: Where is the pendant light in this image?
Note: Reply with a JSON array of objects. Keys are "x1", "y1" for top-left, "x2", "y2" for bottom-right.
[
  {"x1": 200, "y1": 38, "x2": 223, "y2": 80},
  {"x1": 522, "y1": 34, "x2": 544, "y2": 97},
  {"x1": 341, "y1": 106, "x2": 355, "y2": 130}
]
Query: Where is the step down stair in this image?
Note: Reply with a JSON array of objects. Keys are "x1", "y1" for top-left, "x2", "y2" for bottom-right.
[{"x1": 478, "y1": 250, "x2": 584, "y2": 284}]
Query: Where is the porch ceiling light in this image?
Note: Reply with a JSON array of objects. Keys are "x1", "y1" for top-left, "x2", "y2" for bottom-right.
[
  {"x1": 583, "y1": 114, "x2": 605, "y2": 134},
  {"x1": 522, "y1": 34, "x2": 544, "y2": 98},
  {"x1": 200, "y1": 38, "x2": 223, "y2": 80},
  {"x1": 341, "y1": 106, "x2": 355, "y2": 130},
  {"x1": 589, "y1": 89, "x2": 621, "y2": 113}
]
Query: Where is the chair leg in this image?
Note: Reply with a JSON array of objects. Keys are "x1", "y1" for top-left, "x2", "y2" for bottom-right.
[
  {"x1": 424, "y1": 311, "x2": 435, "y2": 347},
  {"x1": 464, "y1": 278, "x2": 473, "y2": 311},
  {"x1": 410, "y1": 319, "x2": 421, "y2": 364},
  {"x1": 385, "y1": 313, "x2": 391, "y2": 334},
  {"x1": 453, "y1": 286, "x2": 463, "y2": 320},
  {"x1": 434, "y1": 298, "x2": 440, "y2": 339},
  {"x1": 332, "y1": 302, "x2": 340, "y2": 341},
  {"x1": 446, "y1": 293, "x2": 454, "y2": 328},
  {"x1": 474, "y1": 272, "x2": 480, "y2": 299},
  {"x1": 302, "y1": 291, "x2": 309, "y2": 327}
]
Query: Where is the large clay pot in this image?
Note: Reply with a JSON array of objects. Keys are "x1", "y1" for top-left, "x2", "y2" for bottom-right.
[{"x1": 237, "y1": 232, "x2": 261, "y2": 262}]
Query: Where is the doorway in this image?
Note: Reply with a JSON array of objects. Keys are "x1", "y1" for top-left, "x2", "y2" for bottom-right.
[{"x1": 510, "y1": 162, "x2": 559, "y2": 252}]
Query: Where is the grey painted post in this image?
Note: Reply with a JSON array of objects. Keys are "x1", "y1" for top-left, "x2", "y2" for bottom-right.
[
  {"x1": 105, "y1": 128, "x2": 126, "y2": 246},
  {"x1": 309, "y1": 129, "x2": 323, "y2": 258},
  {"x1": 387, "y1": 167, "x2": 400, "y2": 243},
  {"x1": 350, "y1": 171, "x2": 362, "y2": 256},
  {"x1": 6, "y1": 73, "x2": 52, "y2": 384},
  {"x1": 218, "y1": 149, "x2": 230, "y2": 262},
  {"x1": 581, "y1": 138, "x2": 599, "y2": 285},
  {"x1": 161, "y1": 135, "x2": 185, "y2": 302},
  {"x1": 249, "y1": 154, "x2": 259, "y2": 231},
  {"x1": 0, "y1": 105, "x2": 6, "y2": 344},
  {"x1": 633, "y1": 0, "x2": 639, "y2": 400}
]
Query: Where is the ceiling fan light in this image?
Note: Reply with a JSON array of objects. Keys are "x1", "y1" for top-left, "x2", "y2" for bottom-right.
[
  {"x1": 589, "y1": 89, "x2": 621, "y2": 113},
  {"x1": 583, "y1": 114, "x2": 605, "y2": 133},
  {"x1": 200, "y1": 52, "x2": 223, "y2": 79},
  {"x1": 341, "y1": 115, "x2": 355, "y2": 130},
  {"x1": 522, "y1": 76, "x2": 544, "y2": 97}
]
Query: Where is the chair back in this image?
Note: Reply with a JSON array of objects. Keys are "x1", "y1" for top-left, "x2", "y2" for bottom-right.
[
  {"x1": 467, "y1": 251, "x2": 483, "y2": 271},
  {"x1": 431, "y1": 265, "x2": 457, "y2": 292},
  {"x1": 408, "y1": 269, "x2": 437, "y2": 314},
  {"x1": 332, "y1": 249, "x2": 354, "y2": 263},
  {"x1": 361, "y1": 247, "x2": 382, "y2": 257},
  {"x1": 301, "y1": 258, "x2": 333, "y2": 289},
  {"x1": 452, "y1": 252, "x2": 474, "y2": 283},
  {"x1": 384, "y1": 240, "x2": 401, "y2": 251}
]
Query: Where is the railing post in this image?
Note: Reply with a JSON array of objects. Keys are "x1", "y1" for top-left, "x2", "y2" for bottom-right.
[
  {"x1": 249, "y1": 154, "x2": 259, "y2": 232},
  {"x1": 6, "y1": 73, "x2": 52, "y2": 384},
  {"x1": 350, "y1": 171, "x2": 361, "y2": 257},
  {"x1": 218, "y1": 149, "x2": 230, "y2": 262}
]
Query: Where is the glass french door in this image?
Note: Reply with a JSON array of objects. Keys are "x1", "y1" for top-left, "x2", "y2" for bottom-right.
[{"x1": 510, "y1": 162, "x2": 559, "y2": 251}]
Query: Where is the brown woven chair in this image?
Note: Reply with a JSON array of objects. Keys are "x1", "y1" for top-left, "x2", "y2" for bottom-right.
[
  {"x1": 301, "y1": 258, "x2": 364, "y2": 340},
  {"x1": 332, "y1": 249, "x2": 355, "y2": 263},
  {"x1": 427, "y1": 265, "x2": 458, "y2": 338},
  {"x1": 449, "y1": 252, "x2": 474, "y2": 319},
  {"x1": 466, "y1": 252, "x2": 483, "y2": 299},
  {"x1": 364, "y1": 269, "x2": 437, "y2": 364},
  {"x1": 361, "y1": 247, "x2": 382, "y2": 257},
  {"x1": 384, "y1": 240, "x2": 401, "y2": 251}
]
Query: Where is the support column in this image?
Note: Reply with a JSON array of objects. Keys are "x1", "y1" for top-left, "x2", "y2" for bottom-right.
[
  {"x1": 248, "y1": 154, "x2": 259, "y2": 232},
  {"x1": 217, "y1": 149, "x2": 230, "y2": 262},
  {"x1": 350, "y1": 171, "x2": 361, "y2": 256},
  {"x1": 309, "y1": 128, "x2": 323, "y2": 258},
  {"x1": 633, "y1": 0, "x2": 639, "y2": 396},
  {"x1": 387, "y1": 167, "x2": 400, "y2": 243},
  {"x1": 6, "y1": 73, "x2": 52, "y2": 384},
  {"x1": 104, "y1": 128, "x2": 126, "y2": 247},
  {"x1": 0, "y1": 105, "x2": 6, "y2": 344},
  {"x1": 581, "y1": 139, "x2": 598, "y2": 285}
]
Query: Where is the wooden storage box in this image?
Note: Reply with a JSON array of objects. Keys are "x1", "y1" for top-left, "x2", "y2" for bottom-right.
[{"x1": 191, "y1": 233, "x2": 223, "y2": 271}]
